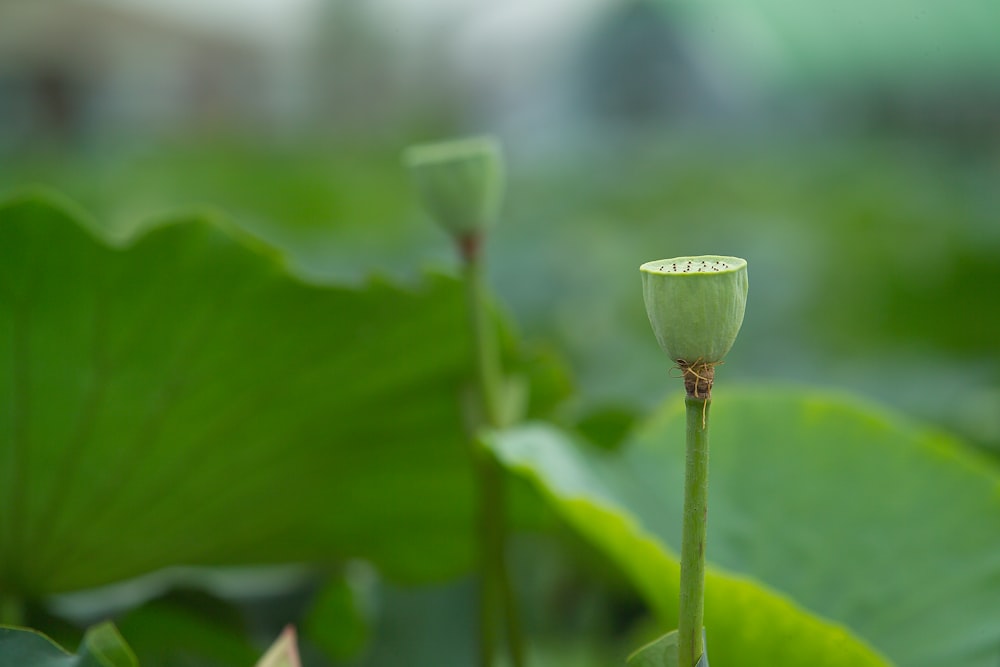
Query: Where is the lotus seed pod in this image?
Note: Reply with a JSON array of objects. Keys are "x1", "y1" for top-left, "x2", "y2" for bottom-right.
[
  {"x1": 640, "y1": 256, "x2": 748, "y2": 364},
  {"x1": 404, "y1": 135, "x2": 504, "y2": 238}
]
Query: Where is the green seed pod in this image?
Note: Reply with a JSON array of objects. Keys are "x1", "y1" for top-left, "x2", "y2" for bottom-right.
[
  {"x1": 640, "y1": 255, "x2": 748, "y2": 365},
  {"x1": 404, "y1": 135, "x2": 504, "y2": 238}
]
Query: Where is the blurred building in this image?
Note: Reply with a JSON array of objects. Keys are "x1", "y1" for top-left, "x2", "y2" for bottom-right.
[
  {"x1": 0, "y1": 2, "x2": 270, "y2": 148},
  {"x1": 2, "y1": 0, "x2": 999, "y2": 150}
]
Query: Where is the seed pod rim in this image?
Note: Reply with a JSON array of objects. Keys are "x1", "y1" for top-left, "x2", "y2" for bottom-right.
[
  {"x1": 403, "y1": 135, "x2": 501, "y2": 168},
  {"x1": 639, "y1": 255, "x2": 747, "y2": 278}
]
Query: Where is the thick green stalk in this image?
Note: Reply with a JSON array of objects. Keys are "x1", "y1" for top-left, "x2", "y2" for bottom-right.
[
  {"x1": 462, "y1": 237, "x2": 525, "y2": 667},
  {"x1": 476, "y1": 449, "x2": 526, "y2": 667},
  {"x1": 679, "y1": 396, "x2": 710, "y2": 667},
  {"x1": 476, "y1": 453, "x2": 500, "y2": 667},
  {"x1": 463, "y1": 239, "x2": 504, "y2": 428}
]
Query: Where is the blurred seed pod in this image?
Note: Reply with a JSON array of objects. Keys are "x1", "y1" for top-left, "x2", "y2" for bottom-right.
[{"x1": 404, "y1": 135, "x2": 504, "y2": 239}]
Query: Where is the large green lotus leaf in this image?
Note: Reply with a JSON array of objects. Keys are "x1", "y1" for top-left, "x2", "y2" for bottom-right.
[
  {"x1": 114, "y1": 590, "x2": 261, "y2": 667},
  {"x1": 0, "y1": 191, "x2": 540, "y2": 597},
  {"x1": 489, "y1": 424, "x2": 887, "y2": 666},
  {"x1": 490, "y1": 388, "x2": 1000, "y2": 666}
]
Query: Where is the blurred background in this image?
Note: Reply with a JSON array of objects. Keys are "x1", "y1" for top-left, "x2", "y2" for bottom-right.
[{"x1": 2, "y1": 0, "x2": 999, "y2": 663}]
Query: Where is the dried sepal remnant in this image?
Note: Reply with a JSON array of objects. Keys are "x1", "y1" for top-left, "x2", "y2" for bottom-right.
[
  {"x1": 678, "y1": 360, "x2": 716, "y2": 400},
  {"x1": 640, "y1": 255, "x2": 748, "y2": 366}
]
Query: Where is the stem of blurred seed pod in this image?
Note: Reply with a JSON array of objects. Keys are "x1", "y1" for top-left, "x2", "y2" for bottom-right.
[
  {"x1": 461, "y1": 233, "x2": 526, "y2": 667},
  {"x1": 405, "y1": 137, "x2": 523, "y2": 667}
]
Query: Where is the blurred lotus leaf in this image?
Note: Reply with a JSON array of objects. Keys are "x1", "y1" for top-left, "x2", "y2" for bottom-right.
[
  {"x1": 0, "y1": 191, "x2": 560, "y2": 598},
  {"x1": 0, "y1": 622, "x2": 136, "y2": 667},
  {"x1": 489, "y1": 388, "x2": 1000, "y2": 666}
]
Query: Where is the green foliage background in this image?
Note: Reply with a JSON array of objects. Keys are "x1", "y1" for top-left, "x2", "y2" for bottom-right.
[{"x1": 1, "y1": 131, "x2": 999, "y2": 665}]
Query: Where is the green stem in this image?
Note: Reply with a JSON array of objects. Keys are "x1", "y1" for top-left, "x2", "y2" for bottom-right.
[
  {"x1": 679, "y1": 396, "x2": 710, "y2": 667},
  {"x1": 0, "y1": 594, "x2": 24, "y2": 626},
  {"x1": 476, "y1": 453, "x2": 500, "y2": 667},
  {"x1": 476, "y1": 451, "x2": 526, "y2": 667},
  {"x1": 463, "y1": 239, "x2": 504, "y2": 427},
  {"x1": 462, "y1": 237, "x2": 525, "y2": 667}
]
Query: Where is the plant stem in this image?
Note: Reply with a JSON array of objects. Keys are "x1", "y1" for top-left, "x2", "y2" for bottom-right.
[
  {"x1": 462, "y1": 237, "x2": 504, "y2": 428},
  {"x1": 461, "y1": 235, "x2": 525, "y2": 667},
  {"x1": 679, "y1": 396, "x2": 710, "y2": 667},
  {"x1": 477, "y1": 449, "x2": 526, "y2": 667},
  {"x1": 476, "y1": 453, "x2": 500, "y2": 667}
]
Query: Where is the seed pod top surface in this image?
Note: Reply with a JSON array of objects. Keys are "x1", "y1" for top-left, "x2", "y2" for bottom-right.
[
  {"x1": 404, "y1": 135, "x2": 504, "y2": 237},
  {"x1": 640, "y1": 255, "x2": 748, "y2": 364}
]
